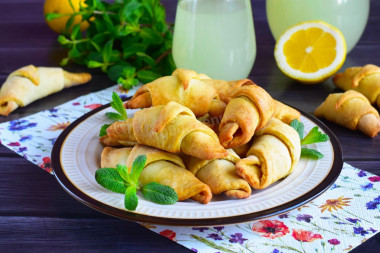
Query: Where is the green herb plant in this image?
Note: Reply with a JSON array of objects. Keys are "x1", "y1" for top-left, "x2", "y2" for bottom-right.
[
  {"x1": 99, "y1": 91, "x2": 127, "y2": 137},
  {"x1": 45, "y1": 0, "x2": 176, "y2": 89},
  {"x1": 96, "y1": 154, "x2": 178, "y2": 210},
  {"x1": 290, "y1": 119, "x2": 330, "y2": 159}
]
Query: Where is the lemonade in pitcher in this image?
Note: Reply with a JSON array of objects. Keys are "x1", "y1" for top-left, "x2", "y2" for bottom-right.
[
  {"x1": 266, "y1": 0, "x2": 370, "y2": 53},
  {"x1": 172, "y1": 0, "x2": 256, "y2": 80}
]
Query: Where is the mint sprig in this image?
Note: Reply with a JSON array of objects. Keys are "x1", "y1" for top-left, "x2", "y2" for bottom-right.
[
  {"x1": 290, "y1": 119, "x2": 329, "y2": 160},
  {"x1": 95, "y1": 155, "x2": 178, "y2": 211},
  {"x1": 99, "y1": 124, "x2": 111, "y2": 137},
  {"x1": 301, "y1": 126, "x2": 330, "y2": 145},
  {"x1": 46, "y1": 0, "x2": 175, "y2": 89},
  {"x1": 106, "y1": 92, "x2": 128, "y2": 121},
  {"x1": 99, "y1": 92, "x2": 128, "y2": 137}
]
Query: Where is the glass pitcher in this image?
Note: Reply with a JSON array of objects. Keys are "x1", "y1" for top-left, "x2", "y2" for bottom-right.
[
  {"x1": 266, "y1": 0, "x2": 370, "y2": 53},
  {"x1": 172, "y1": 0, "x2": 256, "y2": 80}
]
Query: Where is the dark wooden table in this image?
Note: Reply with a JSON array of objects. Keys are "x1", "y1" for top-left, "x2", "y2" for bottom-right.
[{"x1": 0, "y1": 0, "x2": 379, "y2": 252}]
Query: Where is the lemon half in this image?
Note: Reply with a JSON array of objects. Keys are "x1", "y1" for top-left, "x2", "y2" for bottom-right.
[{"x1": 274, "y1": 21, "x2": 347, "y2": 84}]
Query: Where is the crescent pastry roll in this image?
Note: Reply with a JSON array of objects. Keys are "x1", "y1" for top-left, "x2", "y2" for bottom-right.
[
  {"x1": 273, "y1": 100, "x2": 301, "y2": 124},
  {"x1": 218, "y1": 84, "x2": 275, "y2": 149},
  {"x1": 333, "y1": 64, "x2": 380, "y2": 107},
  {"x1": 125, "y1": 68, "x2": 253, "y2": 117},
  {"x1": 0, "y1": 65, "x2": 91, "y2": 116},
  {"x1": 235, "y1": 118, "x2": 301, "y2": 189},
  {"x1": 101, "y1": 145, "x2": 212, "y2": 204},
  {"x1": 106, "y1": 101, "x2": 229, "y2": 160},
  {"x1": 183, "y1": 149, "x2": 251, "y2": 199},
  {"x1": 315, "y1": 90, "x2": 380, "y2": 137}
]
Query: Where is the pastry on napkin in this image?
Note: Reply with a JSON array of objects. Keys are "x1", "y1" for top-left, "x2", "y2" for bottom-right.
[{"x1": 0, "y1": 65, "x2": 91, "y2": 116}]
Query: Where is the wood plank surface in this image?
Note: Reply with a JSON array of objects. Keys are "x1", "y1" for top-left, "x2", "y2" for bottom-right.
[{"x1": 0, "y1": 0, "x2": 379, "y2": 252}]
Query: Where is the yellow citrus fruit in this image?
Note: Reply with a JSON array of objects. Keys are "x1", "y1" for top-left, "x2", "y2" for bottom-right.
[
  {"x1": 43, "y1": 0, "x2": 89, "y2": 33},
  {"x1": 274, "y1": 21, "x2": 347, "y2": 84}
]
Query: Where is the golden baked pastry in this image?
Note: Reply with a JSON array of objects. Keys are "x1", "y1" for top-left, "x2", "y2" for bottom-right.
[
  {"x1": 235, "y1": 118, "x2": 301, "y2": 189},
  {"x1": 101, "y1": 145, "x2": 212, "y2": 204},
  {"x1": 333, "y1": 64, "x2": 380, "y2": 107},
  {"x1": 183, "y1": 149, "x2": 251, "y2": 199},
  {"x1": 125, "y1": 68, "x2": 252, "y2": 117},
  {"x1": 273, "y1": 100, "x2": 301, "y2": 124},
  {"x1": 315, "y1": 90, "x2": 380, "y2": 137},
  {"x1": 106, "y1": 101, "x2": 229, "y2": 160},
  {"x1": 218, "y1": 84, "x2": 274, "y2": 149},
  {"x1": 0, "y1": 65, "x2": 91, "y2": 116}
]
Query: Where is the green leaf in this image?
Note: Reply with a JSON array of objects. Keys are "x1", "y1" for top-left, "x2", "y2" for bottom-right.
[
  {"x1": 301, "y1": 148, "x2": 324, "y2": 159},
  {"x1": 95, "y1": 168, "x2": 127, "y2": 194},
  {"x1": 60, "y1": 57, "x2": 70, "y2": 66},
  {"x1": 45, "y1": 12, "x2": 71, "y2": 21},
  {"x1": 65, "y1": 15, "x2": 76, "y2": 32},
  {"x1": 99, "y1": 124, "x2": 110, "y2": 137},
  {"x1": 102, "y1": 40, "x2": 114, "y2": 63},
  {"x1": 290, "y1": 119, "x2": 304, "y2": 140},
  {"x1": 88, "y1": 60, "x2": 104, "y2": 68},
  {"x1": 142, "y1": 182, "x2": 178, "y2": 205},
  {"x1": 136, "y1": 52, "x2": 156, "y2": 68},
  {"x1": 52, "y1": 0, "x2": 173, "y2": 86},
  {"x1": 70, "y1": 24, "x2": 81, "y2": 40},
  {"x1": 108, "y1": 64, "x2": 129, "y2": 82},
  {"x1": 119, "y1": 77, "x2": 139, "y2": 90},
  {"x1": 130, "y1": 155, "x2": 147, "y2": 184},
  {"x1": 68, "y1": 47, "x2": 81, "y2": 58},
  {"x1": 137, "y1": 70, "x2": 161, "y2": 83},
  {"x1": 57, "y1": 35, "x2": 70, "y2": 45},
  {"x1": 115, "y1": 164, "x2": 133, "y2": 184},
  {"x1": 121, "y1": 0, "x2": 142, "y2": 22},
  {"x1": 140, "y1": 27, "x2": 164, "y2": 44},
  {"x1": 122, "y1": 43, "x2": 146, "y2": 58},
  {"x1": 124, "y1": 186, "x2": 138, "y2": 211},
  {"x1": 105, "y1": 112, "x2": 125, "y2": 121},
  {"x1": 90, "y1": 41, "x2": 101, "y2": 52},
  {"x1": 110, "y1": 92, "x2": 127, "y2": 119},
  {"x1": 301, "y1": 126, "x2": 329, "y2": 145}
]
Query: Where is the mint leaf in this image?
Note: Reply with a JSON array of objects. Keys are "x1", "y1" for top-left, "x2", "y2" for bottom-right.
[
  {"x1": 110, "y1": 92, "x2": 127, "y2": 120},
  {"x1": 290, "y1": 119, "x2": 304, "y2": 140},
  {"x1": 125, "y1": 186, "x2": 138, "y2": 211},
  {"x1": 99, "y1": 124, "x2": 110, "y2": 137},
  {"x1": 130, "y1": 155, "x2": 147, "y2": 185},
  {"x1": 301, "y1": 148, "x2": 324, "y2": 159},
  {"x1": 115, "y1": 164, "x2": 132, "y2": 184},
  {"x1": 95, "y1": 168, "x2": 127, "y2": 194},
  {"x1": 301, "y1": 126, "x2": 329, "y2": 145},
  {"x1": 142, "y1": 182, "x2": 178, "y2": 205},
  {"x1": 45, "y1": 12, "x2": 70, "y2": 21},
  {"x1": 105, "y1": 112, "x2": 125, "y2": 121},
  {"x1": 290, "y1": 120, "x2": 329, "y2": 160},
  {"x1": 52, "y1": 0, "x2": 174, "y2": 87}
]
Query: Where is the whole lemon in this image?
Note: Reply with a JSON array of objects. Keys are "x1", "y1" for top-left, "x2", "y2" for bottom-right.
[{"x1": 44, "y1": 0, "x2": 89, "y2": 33}]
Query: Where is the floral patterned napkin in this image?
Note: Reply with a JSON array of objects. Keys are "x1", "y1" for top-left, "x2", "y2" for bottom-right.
[{"x1": 0, "y1": 85, "x2": 379, "y2": 253}]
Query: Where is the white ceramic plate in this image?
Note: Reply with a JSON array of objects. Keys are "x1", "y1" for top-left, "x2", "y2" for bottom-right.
[{"x1": 52, "y1": 103, "x2": 343, "y2": 226}]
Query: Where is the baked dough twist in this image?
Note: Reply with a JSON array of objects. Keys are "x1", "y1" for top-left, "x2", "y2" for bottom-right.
[
  {"x1": 106, "y1": 101, "x2": 229, "y2": 160},
  {"x1": 218, "y1": 84, "x2": 274, "y2": 149},
  {"x1": 315, "y1": 90, "x2": 380, "y2": 137},
  {"x1": 101, "y1": 145, "x2": 212, "y2": 204},
  {"x1": 235, "y1": 118, "x2": 301, "y2": 189},
  {"x1": 183, "y1": 149, "x2": 251, "y2": 199},
  {"x1": 273, "y1": 100, "x2": 301, "y2": 124},
  {"x1": 0, "y1": 65, "x2": 91, "y2": 116},
  {"x1": 125, "y1": 68, "x2": 252, "y2": 117},
  {"x1": 333, "y1": 64, "x2": 380, "y2": 107}
]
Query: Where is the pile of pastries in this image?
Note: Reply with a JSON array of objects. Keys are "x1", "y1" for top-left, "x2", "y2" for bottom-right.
[{"x1": 99, "y1": 69, "x2": 302, "y2": 204}]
